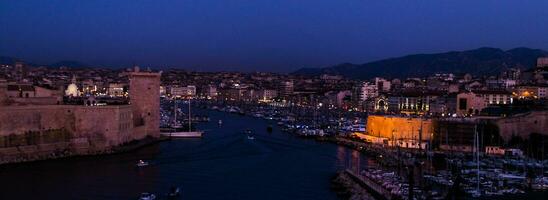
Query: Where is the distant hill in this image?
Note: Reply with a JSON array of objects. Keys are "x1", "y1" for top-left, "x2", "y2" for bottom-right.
[
  {"x1": 0, "y1": 57, "x2": 88, "y2": 68},
  {"x1": 0, "y1": 56, "x2": 22, "y2": 65},
  {"x1": 49, "y1": 60, "x2": 88, "y2": 68},
  {"x1": 292, "y1": 47, "x2": 548, "y2": 80}
]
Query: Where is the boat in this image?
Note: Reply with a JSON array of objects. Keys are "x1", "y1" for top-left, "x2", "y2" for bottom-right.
[
  {"x1": 138, "y1": 193, "x2": 156, "y2": 200},
  {"x1": 162, "y1": 131, "x2": 203, "y2": 137},
  {"x1": 247, "y1": 135, "x2": 255, "y2": 140},
  {"x1": 136, "y1": 160, "x2": 149, "y2": 167},
  {"x1": 218, "y1": 119, "x2": 223, "y2": 126},
  {"x1": 167, "y1": 186, "x2": 181, "y2": 197},
  {"x1": 266, "y1": 124, "x2": 273, "y2": 132},
  {"x1": 228, "y1": 107, "x2": 239, "y2": 113},
  {"x1": 160, "y1": 99, "x2": 203, "y2": 138}
]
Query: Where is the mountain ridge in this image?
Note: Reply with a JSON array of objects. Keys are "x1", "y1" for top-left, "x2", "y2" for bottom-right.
[
  {"x1": 292, "y1": 47, "x2": 548, "y2": 79},
  {"x1": 0, "y1": 56, "x2": 88, "y2": 68}
]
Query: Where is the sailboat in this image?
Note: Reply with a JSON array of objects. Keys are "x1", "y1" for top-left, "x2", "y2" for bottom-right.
[{"x1": 161, "y1": 99, "x2": 203, "y2": 138}]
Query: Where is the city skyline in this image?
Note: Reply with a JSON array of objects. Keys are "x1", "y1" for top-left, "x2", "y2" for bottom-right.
[
  {"x1": 2, "y1": 1, "x2": 548, "y2": 72},
  {"x1": 1, "y1": 1, "x2": 547, "y2": 199}
]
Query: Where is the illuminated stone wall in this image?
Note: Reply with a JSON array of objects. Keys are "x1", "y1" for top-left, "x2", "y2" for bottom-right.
[{"x1": 365, "y1": 115, "x2": 433, "y2": 141}]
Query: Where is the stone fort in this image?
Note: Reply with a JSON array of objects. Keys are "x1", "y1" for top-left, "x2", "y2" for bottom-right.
[{"x1": 0, "y1": 69, "x2": 160, "y2": 164}]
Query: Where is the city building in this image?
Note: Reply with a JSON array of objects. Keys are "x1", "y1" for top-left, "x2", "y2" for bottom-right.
[
  {"x1": 170, "y1": 85, "x2": 196, "y2": 98},
  {"x1": 107, "y1": 83, "x2": 126, "y2": 97}
]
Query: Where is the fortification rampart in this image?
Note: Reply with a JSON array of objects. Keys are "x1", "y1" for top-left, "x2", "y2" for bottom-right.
[
  {"x1": 365, "y1": 115, "x2": 433, "y2": 141},
  {"x1": 0, "y1": 105, "x2": 149, "y2": 164}
]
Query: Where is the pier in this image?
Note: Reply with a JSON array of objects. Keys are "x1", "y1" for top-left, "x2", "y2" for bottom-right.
[{"x1": 345, "y1": 169, "x2": 395, "y2": 200}]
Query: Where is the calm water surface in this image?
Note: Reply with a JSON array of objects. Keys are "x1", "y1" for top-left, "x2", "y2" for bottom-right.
[{"x1": 0, "y1": 109, "x2": 370, "y2": 200}]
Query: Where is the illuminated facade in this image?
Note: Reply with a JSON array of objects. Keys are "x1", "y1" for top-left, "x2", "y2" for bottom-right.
[
  {"x1": 364, "y1": 115, "x2": 433, "y2": 142},
  {"x1": 514, "y1": 85, "x2": 547, "y2": 99},
  {"x1": 386, "y1": 91, "x2": 444, "y2": 114}
]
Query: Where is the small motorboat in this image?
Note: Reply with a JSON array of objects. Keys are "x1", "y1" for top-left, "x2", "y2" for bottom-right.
[
  {"x1": 139, "y1": 192, "x2": 156, "y2": 200},
  {"x1": 167, "y1": 186, "x2": 181, "y2": 197},
  {"x1": 218, "y1": 119, "x2": 223, "y2": 126},
  {"x1": 247, "y1": 135, "x2": 255, "y2": 140},
  {"x1": 136, "y1": 160, "x2": 149, "y2": 167}
]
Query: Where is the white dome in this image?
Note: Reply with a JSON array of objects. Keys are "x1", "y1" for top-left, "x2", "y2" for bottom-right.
[{"x1": 65, "y1": 84, "x2": 80, "y2": 96}]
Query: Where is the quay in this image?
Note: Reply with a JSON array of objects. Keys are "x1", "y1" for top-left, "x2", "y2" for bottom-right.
[
  {"x1": 0, "y1": 136, "x2": 166, "y2": 165},
  {"x1": 344, "y1": 169, "x2": 395, "y2": 200}
]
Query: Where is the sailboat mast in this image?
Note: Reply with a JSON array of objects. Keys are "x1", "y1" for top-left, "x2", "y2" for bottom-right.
[
  {"x1": 188, "y1": 98, "x2": 191, "y2": 132},
  {"x1": 475, "y1": 124, "x2": 480, "y2": 194},
  {"x1": 173, "y1": 100, "x2": 177, "y2": 125}
]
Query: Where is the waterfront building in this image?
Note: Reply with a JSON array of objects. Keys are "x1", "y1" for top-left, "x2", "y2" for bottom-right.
[
  {"x1": 537, "y1": 57, "x2": 548, "y2": 68},
  {"x1": 107, "y1": 83, "x2": 126, "y2": 97},
  {"x1": 474, "y1": 90, "x2": 513, "y2": 106},
  {"x1": 204, "y1": 85, "x2": 218, "y2": 99},
  {"x1": 324, "y1": 90, "x2": 351, "y2": 108},
  {"x1": 357, "y1": 82, "x2": 378, "y2": 101},
  {"x1": 374, "y1": 77, "x2": 391, "y2": 92},
  {"x1": 278, "y1": 80, "x2": 294, "y2": 99},
  {"x1": 356, "y1": 115, "x2": 433, "y2": 149},
  {"x1": 170, "y1": 85, "x2": 196, "y2": 98},
  {"x1": 255, "y1": 89, "x2": 278, "y2": 102},
  {"x1": 456, "y1": 91, "x2": 485, "y2": 116},
  {"x1": 514, "y1": 85, "x2": 547, "y2": 99},
  {"x1": 385, "y1": 90, "x2": 445, "y2": 115},
  {"x1": 456, "y1": 90, "x2": 512, "y2": 116}
]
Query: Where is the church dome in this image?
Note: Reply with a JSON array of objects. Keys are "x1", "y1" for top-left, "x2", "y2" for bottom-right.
[{"x1": 65, "y1": 83, "x2": 79, "y2": 96}]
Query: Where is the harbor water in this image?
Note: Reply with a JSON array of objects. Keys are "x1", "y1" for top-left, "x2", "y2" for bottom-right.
[{"x1": 0, "y1": 108, "x2": 370, "y2": 200}]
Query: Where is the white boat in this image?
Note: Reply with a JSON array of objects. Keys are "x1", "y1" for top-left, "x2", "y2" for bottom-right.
[
  {"x1": 228, "y1": 107, "x2": 239, "y2": 113},
  {"x1": 138, "y1": 193, "x2": 156, "y2": 200},
  {"x1": 218, "y1": 119, "x2": 223, "y2": 126},
  {"x1": 161, "y1": 99, "x2": 203, "y2": 138},
  {"x1": 161, "y1": 131, "x2": 203, "y2": 138},
  {"x1": 168, "y1": 187, "x2": 181, "y2": 197},
  {"x1": 136, "y1": 160, "x2": 149, "y2": 167},
  {"x1": 247, "y1": 135, "x2": 255, "y2": 140}
]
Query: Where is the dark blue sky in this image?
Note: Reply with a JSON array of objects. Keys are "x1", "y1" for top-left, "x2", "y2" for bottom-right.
[{"x1": 1, "y1": 0, "x2": 548, "y2": 72}]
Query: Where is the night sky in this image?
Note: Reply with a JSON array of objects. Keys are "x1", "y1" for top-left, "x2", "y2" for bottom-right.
[{"x1": 1, "y1": 0, "x2": 548, "y2": 72}]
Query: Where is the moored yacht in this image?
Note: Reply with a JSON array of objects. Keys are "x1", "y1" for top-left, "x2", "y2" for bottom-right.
[
  {"x1": 136, "y1": 160, "x2": 149, "y2": 167},
  {"x1": 160, "y1": 99, "x2": 204, "y2": 138},
  {"x1": 138, "y1": 193, "x2": 156, "y2": 200}
]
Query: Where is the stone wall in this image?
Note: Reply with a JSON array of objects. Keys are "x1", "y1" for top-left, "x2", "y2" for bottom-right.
[
  {"x1": 0, "y1": 70, "x2": 161, "y2": 164},
  {"x1": 129, "y1": 71, "x2": 161, "y2": 138},
  {"x1": 0, "y1": 82, "x2": 6, "y2": 106},
  {"x1": 365, "y1": 115, "x2": 433, "y2": 141},
  {"x1": 0, "y1": 105, "x2": 143, "y2": 164},
  {"x1": 495, "y1": 110, "x2": 547, "y2": 141}
]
